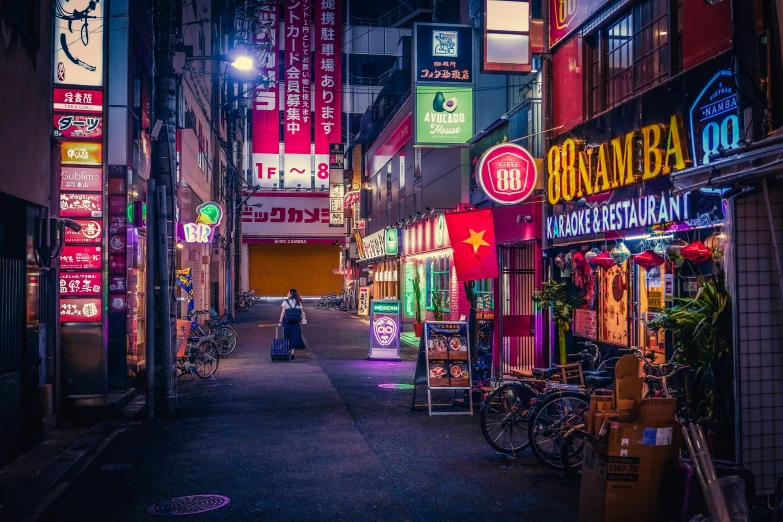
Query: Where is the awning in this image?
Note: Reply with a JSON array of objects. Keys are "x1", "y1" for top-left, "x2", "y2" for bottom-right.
[{"x1": 671, "y1": 135, "x2": 783, "y2": 193}]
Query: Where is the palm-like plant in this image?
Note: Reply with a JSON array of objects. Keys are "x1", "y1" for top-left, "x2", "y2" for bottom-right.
[
  {"x1": 646, "y1": 269, "x2": 733, "y2": 432},
  {"x1": 533, "y1": 279, "x2": 585, "y2": 365},
  {"x1": 412, "y1": 273, "x2": 423, "y2": 324}
]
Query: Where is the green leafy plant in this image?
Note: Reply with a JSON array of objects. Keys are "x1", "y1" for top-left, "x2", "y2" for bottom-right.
[
  {"x1": 412, "y1": 273, "x2": 423, "y2": 323},
  {"x1": 432, "y1": 291, "x2": 445, "y2": 321},
  {"x1": 532, "y1": 279, "x2": 585, "y2": 365},
  {"x1": 646, "y1": 269, "x2": 733, "y2": 433}
]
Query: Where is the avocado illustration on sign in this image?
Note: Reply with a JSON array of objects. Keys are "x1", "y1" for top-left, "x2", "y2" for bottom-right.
[{"x1": 432, "y1": 91, "x2": 459, "y2": 113}]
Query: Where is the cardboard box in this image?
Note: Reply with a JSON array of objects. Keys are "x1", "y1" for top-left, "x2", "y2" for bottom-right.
[
  {"x1": 635, "y1": 398, "x2": 677, "y2": 425},
  {"x1": 578, "y1": 423, "x2": 681, "y2": 522}
]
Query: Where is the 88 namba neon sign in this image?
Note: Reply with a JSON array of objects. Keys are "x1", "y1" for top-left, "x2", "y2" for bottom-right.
[{"x1": 476, "y1": 143, "x2": 538, "y2": 205}]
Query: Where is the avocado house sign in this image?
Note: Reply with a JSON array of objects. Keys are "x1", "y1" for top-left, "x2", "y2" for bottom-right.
[{"x1": 416, "y1": 85, "x2": 474, "y2": 146}]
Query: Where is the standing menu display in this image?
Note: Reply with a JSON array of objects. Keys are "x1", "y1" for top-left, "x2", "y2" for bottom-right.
[{"x1": 412, "y1": 321, "x2": 473, "y2": 416}]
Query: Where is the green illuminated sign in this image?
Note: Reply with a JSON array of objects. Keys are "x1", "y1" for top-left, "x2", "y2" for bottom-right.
[
  {"x1": 404, "y1": 262, "x2": 415, "y2": 317},
  {"x1": 385, "y1": 228, "x2": 399, "y2": 256},
  {"x1": 372, "y1": 302, "x2": 400, "y2": 314},
  {"x1": 415, "y1": 85, "x2": 473, "y2": 145}
]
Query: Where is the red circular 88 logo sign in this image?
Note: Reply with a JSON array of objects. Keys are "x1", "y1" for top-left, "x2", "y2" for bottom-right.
[{"x1": 476, "y1": 143, "x2": 537, "y2": 205}]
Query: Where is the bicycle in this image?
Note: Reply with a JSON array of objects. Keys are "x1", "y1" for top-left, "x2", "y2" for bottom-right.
[
  {"x1": 176, "y1": 326, "x2": 220, "y2": 379},
  {"x1": 188, "y1": 310, "x2": 238, "y2": 357},
  {"x1": 235, "y1": 290, "x2": 256, "y2": 311},
  {"x1": 480, "y1": 341, "x2": 614, "y2": 458}
]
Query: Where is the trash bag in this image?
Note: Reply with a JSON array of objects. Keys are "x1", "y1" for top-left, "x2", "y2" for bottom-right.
[{"x1": 719, "y1": 475, "x2": 750, "y2": 522}]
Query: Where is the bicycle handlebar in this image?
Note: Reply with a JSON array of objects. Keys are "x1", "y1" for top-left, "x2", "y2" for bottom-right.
[{"x1": 643, "y1": 364, "x2": 692, "y2": 381}]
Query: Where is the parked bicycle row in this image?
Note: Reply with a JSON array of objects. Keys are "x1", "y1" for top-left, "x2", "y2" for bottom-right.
[
  {"x1": 314, "y1": 291, "x2": 356, "y2": 311},
  {"x1": 175, "y1": 309, "x2": 239, "y2": 379}
]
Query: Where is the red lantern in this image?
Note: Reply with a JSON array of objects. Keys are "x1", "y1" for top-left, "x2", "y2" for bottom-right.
[
  {"x1": 680, "y1": 241, "x2": 711, "y2": 264},
  {"x1": 593, "y1": 251, "x2": 617, "y2": 269},
  {"x1": 573, "y1": 250, "x2": 587, "y2": 272},
  {"x1": 634, "y1": 249, "x2": 665, "y2": 271}
]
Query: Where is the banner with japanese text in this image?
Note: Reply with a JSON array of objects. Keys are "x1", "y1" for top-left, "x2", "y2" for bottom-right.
[
  {"x1": 284, "y1": 0, "x2": 312, "y2": 187},
  {"x1": 241, "y1": 193, "x2": 335, "y2": 237},
  {"x1": 253, "y1": 0, "x2": 281, "y2": 188},
  {"x1": 314, "y1": 0, "x2": 341, "y2": 181}
]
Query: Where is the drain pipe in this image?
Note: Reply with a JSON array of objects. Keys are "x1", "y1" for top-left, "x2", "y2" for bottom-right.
[{"x1": 762, "y1": 178, "x2": 783, "y2": 317}]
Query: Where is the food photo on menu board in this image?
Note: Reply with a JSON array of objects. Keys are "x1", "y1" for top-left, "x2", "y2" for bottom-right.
[{"x1": 425, "y1": 322, "x2": 470, "y2": 387}]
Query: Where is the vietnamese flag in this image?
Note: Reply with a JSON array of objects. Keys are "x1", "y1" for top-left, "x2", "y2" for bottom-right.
[{"x1": 445, "y1": 209, "x2": 499, "y2": 281}]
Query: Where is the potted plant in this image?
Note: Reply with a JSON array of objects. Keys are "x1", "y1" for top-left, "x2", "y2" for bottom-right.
[
  {"x1": 412, "y1": 272, "x2": 424, "y2": 337},
  {"x1": 533, "y1": 279, "x2": 585, "y2": 365},
  {"x1": 432, "y1": 291, "x2": 445, "y2": 321},
  {"x1": 645, "y1": 267, "x2": 734, "y2": 454}
]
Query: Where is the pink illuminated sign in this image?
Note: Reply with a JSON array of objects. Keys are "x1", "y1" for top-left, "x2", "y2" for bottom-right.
[
  {"x1": 60, "y1": 298, "x2": 102, "y2": 322},
  {"x1": 60, "y1": 272, "x2": 102, "y2": 296},
  {"x1": 60, "y1": 245, "x2": 102, "y2": 270}
]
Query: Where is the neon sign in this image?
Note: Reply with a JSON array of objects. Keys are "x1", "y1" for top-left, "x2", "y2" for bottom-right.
[
  {"x1": 182, "y1": 202, "x2": 223, "y2": 244},
  {"x1": 689, "y1": 70, "x2": 741, "y2": 167}
]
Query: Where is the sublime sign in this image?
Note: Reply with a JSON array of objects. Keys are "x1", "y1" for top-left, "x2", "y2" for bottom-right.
[{"x1": 546, "y1": 114, "x2": 689, "y2": 205}]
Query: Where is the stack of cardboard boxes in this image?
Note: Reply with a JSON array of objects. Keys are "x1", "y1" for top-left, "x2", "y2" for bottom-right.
[{"x1": 579, "y1": 355, "x2": 681, "y2": 522}]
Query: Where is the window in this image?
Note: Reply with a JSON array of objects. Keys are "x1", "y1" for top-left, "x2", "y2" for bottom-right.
[
  {"x1": 399, "y1": 152, "x2": 406, "y2": 193},
  {"x1": 426, "y1": 257, "x2": 451, "y2": 311},
  {"x1": 588, "y1": 0, "x2": 671, "y2": 114},
  {"x1": 473, "y1": 279, "x2": 494, "y2": 310}
]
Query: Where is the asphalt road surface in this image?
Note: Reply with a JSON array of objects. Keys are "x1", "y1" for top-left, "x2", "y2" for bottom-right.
[{"x1": 38, "y1": 303, "x2": 578, "y2": 521}]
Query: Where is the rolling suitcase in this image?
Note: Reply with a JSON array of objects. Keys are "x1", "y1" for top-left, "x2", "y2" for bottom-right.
[{"x1": 271, "y1": 327, "x2": 291, "y2": 361}]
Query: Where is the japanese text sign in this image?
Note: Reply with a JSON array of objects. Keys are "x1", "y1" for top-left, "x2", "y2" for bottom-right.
[
  {"x1": 315, "y1": 0, "x2": 341, "y2": 155},
  {"x1": 414, "y1": 24, "x2": 473, "y2": 84},
  {"x1": 60, "y1": 298, "x2": 102, "y2": 323},
  {"x1": 61, "y1": 141, "x2": 102, "y2": 166},
  {"x1": 252, "y1": 0, "x2": 280, "y2": 189},
  {"x1": 53, "y1": 88, "x2": 103, "y2": 113},
  {"x1": 424, "y1": 322, "x2": 471, "y2": 388},
  {"x1": 60, "y1": 245, "x2": 102, "y2": 270},
  {"x1": 54, "y1": 0, "x2": 104, "y2": 87},
  {"x1": 60, "y1": 272, "x2": 102, "y2": 296},
  {"x1": 241, "y1": 193, "x2": 335, "y2": 237},
  {"x1": 64, "y1": 220, "x2": 103, "y2": 243},
  {"x1": 54, "y1": 114, "x2": 103, "y2": 140},
  {"x1": 60, "y1": 193, "x2": 102, "y2": 218},
  {"x1": 60, "y1": 166, "x2": 102, "y2": 192}
]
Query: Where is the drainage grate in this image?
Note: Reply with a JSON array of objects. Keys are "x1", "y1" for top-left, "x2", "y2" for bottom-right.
[
  {"x1": 147, "y1": 495, "x2": 230, "y2": 516},
  {"x1": 55, "y1": 450, "x2": 84, "y2": 463},
  {"x1": 100, "y1": 463, "x2": 131, "y2": 471},
  {"x1": 377, "y1": 383, "x2": 415, "y2": 390}
]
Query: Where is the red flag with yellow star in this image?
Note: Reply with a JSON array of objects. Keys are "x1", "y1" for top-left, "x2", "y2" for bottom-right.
[{"x1": 445, "y1": 209, "x2": 499, "y2": 281}]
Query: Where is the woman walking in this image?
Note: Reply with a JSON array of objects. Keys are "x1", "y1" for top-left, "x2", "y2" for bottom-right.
[{"x1": 278, "y1": 289, "x2": 306, "y2": 359}]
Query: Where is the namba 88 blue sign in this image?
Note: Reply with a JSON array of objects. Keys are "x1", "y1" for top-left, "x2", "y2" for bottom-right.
[{"x1": 689, "y1": 70, "x2": 742, "y2": 167}]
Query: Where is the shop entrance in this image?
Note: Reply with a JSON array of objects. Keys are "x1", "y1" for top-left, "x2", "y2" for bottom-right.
[{"x1": 497, "y1": 243, "x2": 537, "y2": 376}]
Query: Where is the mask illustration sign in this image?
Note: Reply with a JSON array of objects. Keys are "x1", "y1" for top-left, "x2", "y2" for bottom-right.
[
  {"x1": 415, "y1": 86, "x2": 473, "y2": 146},
  {"x1": 369, "y1": 300, "x2": 401, "y2": 360},
  {"x1": 476, "y1": 143, "x2": 538, "y2": 205}
]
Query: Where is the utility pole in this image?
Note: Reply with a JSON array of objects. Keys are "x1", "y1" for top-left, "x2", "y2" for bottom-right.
[{"x1": 151, "y1": 0, "x2": 180, "y2": 415}]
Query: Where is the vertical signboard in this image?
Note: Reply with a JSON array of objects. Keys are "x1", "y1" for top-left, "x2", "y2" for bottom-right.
[
  {"x1": 53, "y1": 0, "x2": 105, "y2": 87},
  {"x1": 689, "y1": 70, "x2": 741, "y2": 167},
  {"x1": 253, "y1": 0, "x2": 281, "y2": 188},
  {"x1": 357, "y1": 286, "x2": 370, "y2": 316},
  {"x1": 417, "y1": 321, "x2": 473, "y2": 415},
  {"x1": 369, "y1": 300, "x2": 401, "y2": 360},
  {"x1": 284, "y1": 0, "x2": 312, "y2": 187},
  {"x1": 314, "y1": 0, "x2": 342, "y2": 183}
]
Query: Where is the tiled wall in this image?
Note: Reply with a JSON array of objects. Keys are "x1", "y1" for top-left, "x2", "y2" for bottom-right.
[{"x1": 736, "y1": 186, "x2": 783, "y2": 495}]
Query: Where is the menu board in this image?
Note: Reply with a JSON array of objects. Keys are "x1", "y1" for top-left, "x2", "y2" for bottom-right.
[
  {"x1": 472, "y1": 311, "x2": 494, "y2": 387},
  {"x1": 424, "y1": 322, "x2": 471, "y2": 389}
]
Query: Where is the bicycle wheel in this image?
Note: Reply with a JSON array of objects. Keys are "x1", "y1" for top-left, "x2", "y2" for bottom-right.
[
  {"x1": 246, "y1": 299, "x2": 256, "y2": 311},
  {"x1": 214, "y1": 326, "x2": 238, "y2": 356},
  {"x1": 480, "y1": 383, "x2": 537, "y2": 454},
  {"x1": 194, "y1": 340, "x2": 220, "y2": 379},
  {"x1": 560, "y1": 429, "x2": 586, "y2": 476},
  {"x1": 528, "y1": 391, "x2": 590, "y2": 470}
]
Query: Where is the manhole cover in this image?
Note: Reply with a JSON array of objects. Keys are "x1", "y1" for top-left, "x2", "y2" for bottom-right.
[
  {"x1": 377, "y1": 383, "x2": 415, "y2": 390},
  {"x1": 100, "y1": 463, "x2": 131, "y2": 471},
  {"x1": 147, "y1": 495, "x2": 230, "y2": 516},
  {"x1": 198, "y1": 382, "x2": 233, "y2": 388}
]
